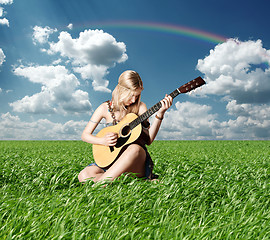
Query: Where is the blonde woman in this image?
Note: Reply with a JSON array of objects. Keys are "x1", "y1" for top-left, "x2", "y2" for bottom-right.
[{"x1": 78, "y1": 70, "x2": 173, "y2": 183}]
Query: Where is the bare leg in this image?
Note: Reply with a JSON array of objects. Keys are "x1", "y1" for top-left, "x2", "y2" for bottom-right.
[
  {"x1": 78, "y1": 165, "x2": 104, "y2": 182},
  {"x1": 78, "y1": 144, "x2": 146, "y2": 183},
  {"x1": 97, "y1": 144, "x2": 146, "y2": 181}
]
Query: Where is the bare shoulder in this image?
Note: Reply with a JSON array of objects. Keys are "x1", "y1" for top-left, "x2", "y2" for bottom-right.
[
  {"x1": 138, "y1": 101, "x2": 147, "y2": 115},
  {"x1": 92, "y1": 102, "x2": 108, "y2": 119},
  {"x1": 99, "y1": 102, "x2": 109, "y2": 112}
]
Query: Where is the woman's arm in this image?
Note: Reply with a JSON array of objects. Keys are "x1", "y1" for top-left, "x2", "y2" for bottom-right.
[
  {"x1": 81, "y1": 103, "x2": 118, "y2": 146},
  {"x1": 139, "y1": 95, "x2": 173, "y2": 145}
]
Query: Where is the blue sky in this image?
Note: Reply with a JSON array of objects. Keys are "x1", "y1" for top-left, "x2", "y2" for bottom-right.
[{"x1": 0, "y1": 0, "x2": 270, "y2": 140}]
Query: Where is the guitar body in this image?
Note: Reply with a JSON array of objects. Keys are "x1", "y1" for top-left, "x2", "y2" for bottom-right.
[{"x1": 93, "y1": 113, "x2": 142, "y2": 168}]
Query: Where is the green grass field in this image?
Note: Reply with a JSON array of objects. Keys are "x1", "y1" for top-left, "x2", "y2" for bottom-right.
[{"x1": 1, "y1": 140, "x2": 269, "y2": 239}]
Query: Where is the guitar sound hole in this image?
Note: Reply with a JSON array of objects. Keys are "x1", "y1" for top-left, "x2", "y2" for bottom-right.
[{"x1": 121, "y1": 125, "x2": 131, "y2": 137}]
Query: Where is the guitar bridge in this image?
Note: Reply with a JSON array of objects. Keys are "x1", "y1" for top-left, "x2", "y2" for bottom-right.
[{"x1": 109, "y1": 146, "x2": 114, "y2": 152}]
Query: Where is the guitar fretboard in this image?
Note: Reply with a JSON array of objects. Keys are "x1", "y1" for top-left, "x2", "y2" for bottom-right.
[
  {"x1": 129, "y1": 76, "x2": 205, "y2": 130},
  {"x1": 129, "y1": 89, "x2": 180, "y2": 130}
]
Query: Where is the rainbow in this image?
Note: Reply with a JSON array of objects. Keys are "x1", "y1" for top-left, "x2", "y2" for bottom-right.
[{"x1": 74, "y1": 21, "x2": 227, "y2": 45}]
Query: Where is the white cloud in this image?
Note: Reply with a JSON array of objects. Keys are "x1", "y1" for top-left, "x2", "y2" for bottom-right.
[
  {"x1": 0, "y1": 48, "x2": 5, "y2": 66},
  {"x1": 11, "y1": 65, "x2": 92, "y2": 114},
  {"x1": 154, "y1": 100, "x2": 270, "y2": 140},
  {"x1": 197, "y1": 39, "x2": 270, "y2": 104},
  {"x1": 48, "y1": 29, "x2": 128, "y2": 92},
  {"x1": 52, "y1": 58, "x2": 62, "y2": 65},
  {"x1": 0, "y1": 88, "x2": 12, "y2": 94},
  {"x1": 0, "y1": 112, "x2": 87, "y2": 140},
  {"x1": 73, "y1": 64, "x2": 110, "y2": 93},
  {"x1": 0, "y1": 17, "x2": 8, "y2": 26},
  {"x1": 0, "y1": 0, "x2": 13, "y2": 27},
  {"x1": 193, "y1": 38, "x2": 270, "y2": 139},
  {"x1": 67, "y1": 23, "x2": 73, "y2": 30},
  {"x1": 156, "y1": 101, "x2": 220, "y2": 140},
  {"x1": 222, "y1": 100, "x2": 270, "y2": 139},
  {"x1": 32, "y1": 26, "x2": 57, "y2": 45},
  {"x1": 0, "y1": 0, "x2": 13, "y2": 4}
]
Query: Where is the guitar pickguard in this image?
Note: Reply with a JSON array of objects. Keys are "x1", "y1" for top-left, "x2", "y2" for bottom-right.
[{"x1": 109, "y1": 135, "x2": 130, "y2": 152}]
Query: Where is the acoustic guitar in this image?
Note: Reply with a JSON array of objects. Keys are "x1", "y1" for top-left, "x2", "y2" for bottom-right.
[{"x1": 93, "y1": 76, "x2": 206, "y2": 168}]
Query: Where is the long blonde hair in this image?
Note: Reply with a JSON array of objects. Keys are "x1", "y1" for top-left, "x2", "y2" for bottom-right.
[{"x1": 111, "y1": 70, "x2": 143, "y2": 120}]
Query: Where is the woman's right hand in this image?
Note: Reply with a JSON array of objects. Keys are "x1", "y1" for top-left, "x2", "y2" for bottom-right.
[{"x1": 102, "y1": 132, "x2": 118, "y2": 146}]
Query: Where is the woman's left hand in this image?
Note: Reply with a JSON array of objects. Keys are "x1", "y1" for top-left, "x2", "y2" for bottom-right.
[{"x1": 158, "y1": 94, "x2": 173, "y2": 115}]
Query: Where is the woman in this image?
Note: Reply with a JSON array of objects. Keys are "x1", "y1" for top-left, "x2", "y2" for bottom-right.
[{"x1": 78, "y1": 70, "x2": 173, "y2": 183}]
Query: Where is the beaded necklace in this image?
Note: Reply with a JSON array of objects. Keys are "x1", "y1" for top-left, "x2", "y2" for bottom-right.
[{"x1": 106, "y1": 100, "x2": 117, "y2": 125}]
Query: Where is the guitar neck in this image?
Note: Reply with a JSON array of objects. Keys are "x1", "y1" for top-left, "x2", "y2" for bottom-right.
[
  {"x1": 129, "y1": 76, "x2": 205, "y2": 130},
  {"x1": 129, "y1": 89, "x2": 180, "y2": 130}
]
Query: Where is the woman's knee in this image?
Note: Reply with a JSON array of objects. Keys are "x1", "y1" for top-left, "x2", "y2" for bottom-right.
[
  {"x1": 125, "y1": 144, "x2": 146, "y2": 163},
  {"x1": 78, "y1": 166, "x2": 103, "y2": 182},
  {"x1": 78, "y1": 168, "x2": 87, "y2": 182}
]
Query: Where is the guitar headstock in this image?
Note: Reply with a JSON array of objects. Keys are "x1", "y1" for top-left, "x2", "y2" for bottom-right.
[{"x1": 178, "y1": 76, "x2": 206, "y2": 93}]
